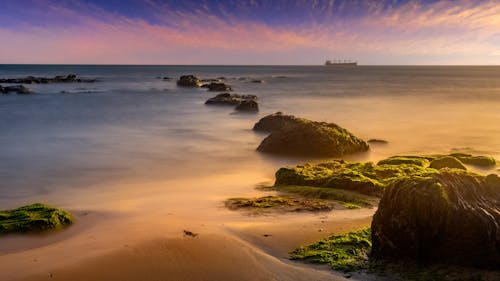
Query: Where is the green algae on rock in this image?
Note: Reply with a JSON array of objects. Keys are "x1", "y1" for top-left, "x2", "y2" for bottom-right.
[
  {"x1": 225, "y1": 195, "x2": 335, "y2": 212},
  {"x1": 371, "y1": 170, "x2": 500, "y2": 268},
  {"x1": 275, "y1": 160, "x2": 438, "y2": 197},
  {"x1": 254, "y1": 112, "x2": 369, "y2": 157},
  {"x1": 290, "y1": 228, "x2": 371, "y2": 272},
  {"x1": 429, "y1": 156, "x2": 467, "y2": 170},
  {"x1": 0, "y1": 203, "x2": 73, "y2": 234},
  {"x1": 449, "y1": 153, "x2": 497, "y2": 167},
  {"x1": 377, "y1": 156, "x2": 432, "y2": 167}
]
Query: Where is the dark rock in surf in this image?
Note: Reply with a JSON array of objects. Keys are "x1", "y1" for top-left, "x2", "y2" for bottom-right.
[
  {"x1": 235, "y1": 100, "x2": 259, "y2": 112},
  {"x1": 368, "y1": 139, "x2": 388, "y2": 144},
  {"x1": 371, "y1": 170, "x2": 500, "y2": 268},
  {"x1": 0, "y1": 75, "x2": 96, "y2": 84},
  {"x1": 205, "y1": 93, "x2": 256, "y2": 106},
  {"x1": 201, "y1": 82, "x2": 233, "y2": 92},
  {"x1": 254, "y1": 112, "x2": 369, "y2": 157},
  {"x1": 2, "y1": 85, "x2": 32, "y2": 94},
  {"x1": 177, "y1": 75, "x2": 201, "y2": 87}
]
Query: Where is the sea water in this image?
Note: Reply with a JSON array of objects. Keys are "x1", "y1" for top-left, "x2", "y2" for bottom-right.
[{"x1": 1, "y1": 65, "x2": 499, "y2": 208}]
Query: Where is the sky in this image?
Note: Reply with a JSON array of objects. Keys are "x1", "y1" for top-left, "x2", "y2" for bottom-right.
[{"x1": 0, "y1": 0, "x2": 499, "y2": 65}]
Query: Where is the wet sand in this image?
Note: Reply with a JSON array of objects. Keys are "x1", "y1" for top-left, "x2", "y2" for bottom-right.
[{"x1": 1, "y1": 173, "x2": 375, "y2": 281}]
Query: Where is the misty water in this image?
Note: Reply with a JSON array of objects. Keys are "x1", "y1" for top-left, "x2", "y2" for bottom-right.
[{"x1": 1, "y1": 65, "x2": 499, "y2": 210}]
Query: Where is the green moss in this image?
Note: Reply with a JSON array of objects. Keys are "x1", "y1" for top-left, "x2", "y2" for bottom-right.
[
  {"x1": 272, "y1": 185, "x2": 376, "y2": 208},
  {"x1": 0, "y1": 203, "x2": 73, "y2": 234},
  {"x1": 377, "y1": 156, "x2": 432, "y2": 167},
  {"x1": 225, "y1": 195, "x2": 334, "y2": 212},
  {"x1": 449, "y1": 153, "x2": 497, "y2": 167},
  {"x1": 429, "y1": 156, "x2": 467, "y2": 170},
  {"x1": 275, "y1": 160, "x2": 438, "y2": 197},
  {"x1": 290, "y1": 228, "x2": 371, "y2": 272}
]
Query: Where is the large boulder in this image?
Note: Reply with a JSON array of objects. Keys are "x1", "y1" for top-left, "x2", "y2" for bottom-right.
[
  {"x1": 255, "y1": 113, "x2": 369, "y2": 157},
  {"x1": 201, "y1": 82, "x2": 232, "y2": 92},
  {"x1": 253, "y1": 112, "x2": 302, "y2": 132},
  {"x1": 371, "y1": 170, "x2": 500, "y2": 268},
  {"x1": 176, "y1": 75, "x2": 201, "y2": 87}
]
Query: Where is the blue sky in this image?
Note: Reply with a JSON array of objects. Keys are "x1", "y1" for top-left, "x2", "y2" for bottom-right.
[{"x1": 0, "y1": 0, "x2": 499, "y2": 64}]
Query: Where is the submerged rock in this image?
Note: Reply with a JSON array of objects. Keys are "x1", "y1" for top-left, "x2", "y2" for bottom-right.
[
  {"x1": 201, "y1": 82, "x2": 233, "y2": 92},
  {"x1": 367, "y1": 139, "x2": 388, "y2": 144},
  {"x1": 371, "y1": 171, "x2": 500, "y2": 268},
  {"x1": 429, "y1": 156, "x2": 467, "y2": 170},
  {"x1": 255, "y1": 112, "x2": 369, "y2": 157},
  {"x1": 0, "y1": 203, "x2": 73, "y2": 234},
  {"x1": 450, "y1": 153, "x2": 497, "y2": 167},
  {"x1": 1, "y1": 85, "x2": 32, "y2": 94},
  {"x1": 235, "y1": 100, "x2": 259, "y2": 112},
  {"x1": 177, "y1": 75, "x2": 201, "y2": 87},
  {"x1": 205, "y1": 93, "x2": 256, "y2": 106},
  {"x1": 0, "y1": 75, "x2": 96, "y2": 84}
]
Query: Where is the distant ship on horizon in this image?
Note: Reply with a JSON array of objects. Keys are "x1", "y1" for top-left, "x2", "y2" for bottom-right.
[{"x1": 324, "y1": 59, "x2": 357, "y2": 66}]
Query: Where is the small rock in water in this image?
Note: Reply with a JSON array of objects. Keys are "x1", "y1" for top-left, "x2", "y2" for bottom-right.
[
  {"x1": 367, "y1": 139, "x2": 388, "y2": 144},
  {"x1": 235, "y1": 100, "x2": 259, "y2": 112},
  {"x1": 201, "y1": 82, "x2": 233, "y2": 92},
  {"x1": 177, "y1": 75, "x2": 201, "y2": 87}
]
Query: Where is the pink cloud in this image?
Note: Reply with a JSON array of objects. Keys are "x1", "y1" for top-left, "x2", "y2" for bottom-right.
[{"x1": 1, "y1": 0, "x2": 499, "y2": 64}]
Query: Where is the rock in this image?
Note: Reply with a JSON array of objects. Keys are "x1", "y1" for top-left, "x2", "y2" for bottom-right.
[
  {"x1": 274, "y1": 160, "x2": 437, "y2": 196},
  {"x1": 235, "y1": 100, "x2": 259, "y2": 112},
  {"x1": 253, "y1": 112, "x2": 302, "y2": 132},
  {"x1": 449, "y1": 153, "x2": 497, "y2": 167},
  {"x1": 201, "y1": 82, "x2": 232, "y2": 92},
  {"x1": 205, "y1": 93, "x2": 256, "y2": 106},
  {"x1": 250, "y1": 79, "x2": 264, "y2": 83},
  {"x1": 255, "y1": 113, "x2": 369, "y2": 157},
  {"x1": 371, "y1": 171, "x2": 500, "y2": 268},
  {"x1": 0, "y1": 75, "x2": 95, "y2": 84},
  {"x1": 0, "y1": 203, "x2": 73, "y2": 234},
  {"x1": 0, "y1": 85, "x2": 5, "y2": 94},
  {"x1": 377, "y1": 156, "x2": 431, "y2": 167},
  {"x1": 429, "y1": 156, "x2": 467, "y2": 170},
  {"x1": 162, "y1": 77, "x2": 171, "y2": 80},
  {"x1": 3, "y1": 85, "x2": 32, "y2": 94},
  {"x1": 176, "y1": 75, "x2": 201, "y2": 87},
  {"x1": 367, "y1": 139, "x2": 388, "y2": 144}
]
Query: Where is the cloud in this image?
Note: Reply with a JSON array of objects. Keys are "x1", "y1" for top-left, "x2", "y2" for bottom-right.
[{"x1": 0, "y1": 0, "x2": 499, "y2": 64}]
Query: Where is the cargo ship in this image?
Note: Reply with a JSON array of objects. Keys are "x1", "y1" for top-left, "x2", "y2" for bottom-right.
[{"x1": 324, "y1": 60, "x2": 357, "y2": 66}]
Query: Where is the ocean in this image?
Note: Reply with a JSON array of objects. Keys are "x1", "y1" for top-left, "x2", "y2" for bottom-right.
[{"x1": 1, "y1": 65, "x2": 499, "y2": 209}]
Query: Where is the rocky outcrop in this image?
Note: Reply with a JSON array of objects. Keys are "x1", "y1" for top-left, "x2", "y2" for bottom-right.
[
  {"x1": 235, "y1": 100, "x2": 259, "y2": 112},
  {"x1": 371, "y1": 170, "x2": 500, "y2": 268},
  {"x1": 0, "y1": 203, "x2": 73, "y2": 234},
  {"x1": 201, "y1": 82, "x2": 233, "y2": 92},
  {"x1": 253, "y1": 112, "x2": 303, "y2": 132},
  {"x1": 0, "y1": 75, "x2": 96, "y2": 84},
  {"x1": 177, "y1": 75, "x2": 201, "y2": 87},
  {"x1": 0, "y1": 85, "x2": 32, "y2": 94},
  {"x1": 429, "y1": 156, "x2": 467, "y2": 170},
  {"x1": 254, "y1": 112, "x2": 369, "y2": 157},
  {"x1": 205, "y1": 93, "x2": 256, "y2": 106}
]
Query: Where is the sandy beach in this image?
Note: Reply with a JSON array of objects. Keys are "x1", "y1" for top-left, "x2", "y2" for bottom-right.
[{"x1": 2, "y1": 175, "x2": 374, "y2": 281}]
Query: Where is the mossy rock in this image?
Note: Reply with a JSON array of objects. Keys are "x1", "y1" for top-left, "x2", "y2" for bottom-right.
[
  {"x1": 275, "y1": 160, "x2": 438, "y2": 197},
  {"x1": 371, "y1": 171, "x2": 500, "y2": 268},
  {"x1": 429, "y1": 156, "x2": 467, "y2": 170},
  {"x1": 290, "y1": 228, "x2": 371, "y2": 272},
  {"x1": 176, "y1": 75, "x2": 201, "y2": 87},
  {"x1": 449, "y1": 153, "x2": 497, "y2": 167},
  {"x1": 377, "y1": 156, "x2": 432, "y2": 167},
  {"x1": 255, "y1": 113, "x2": 369, "y2": 157},
  {"x1": 0, "y1": 203, "x2": 73, "y2": 234},
  {"x1": 225, "y1": 195, "x2": 334, "y2": 212}
]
